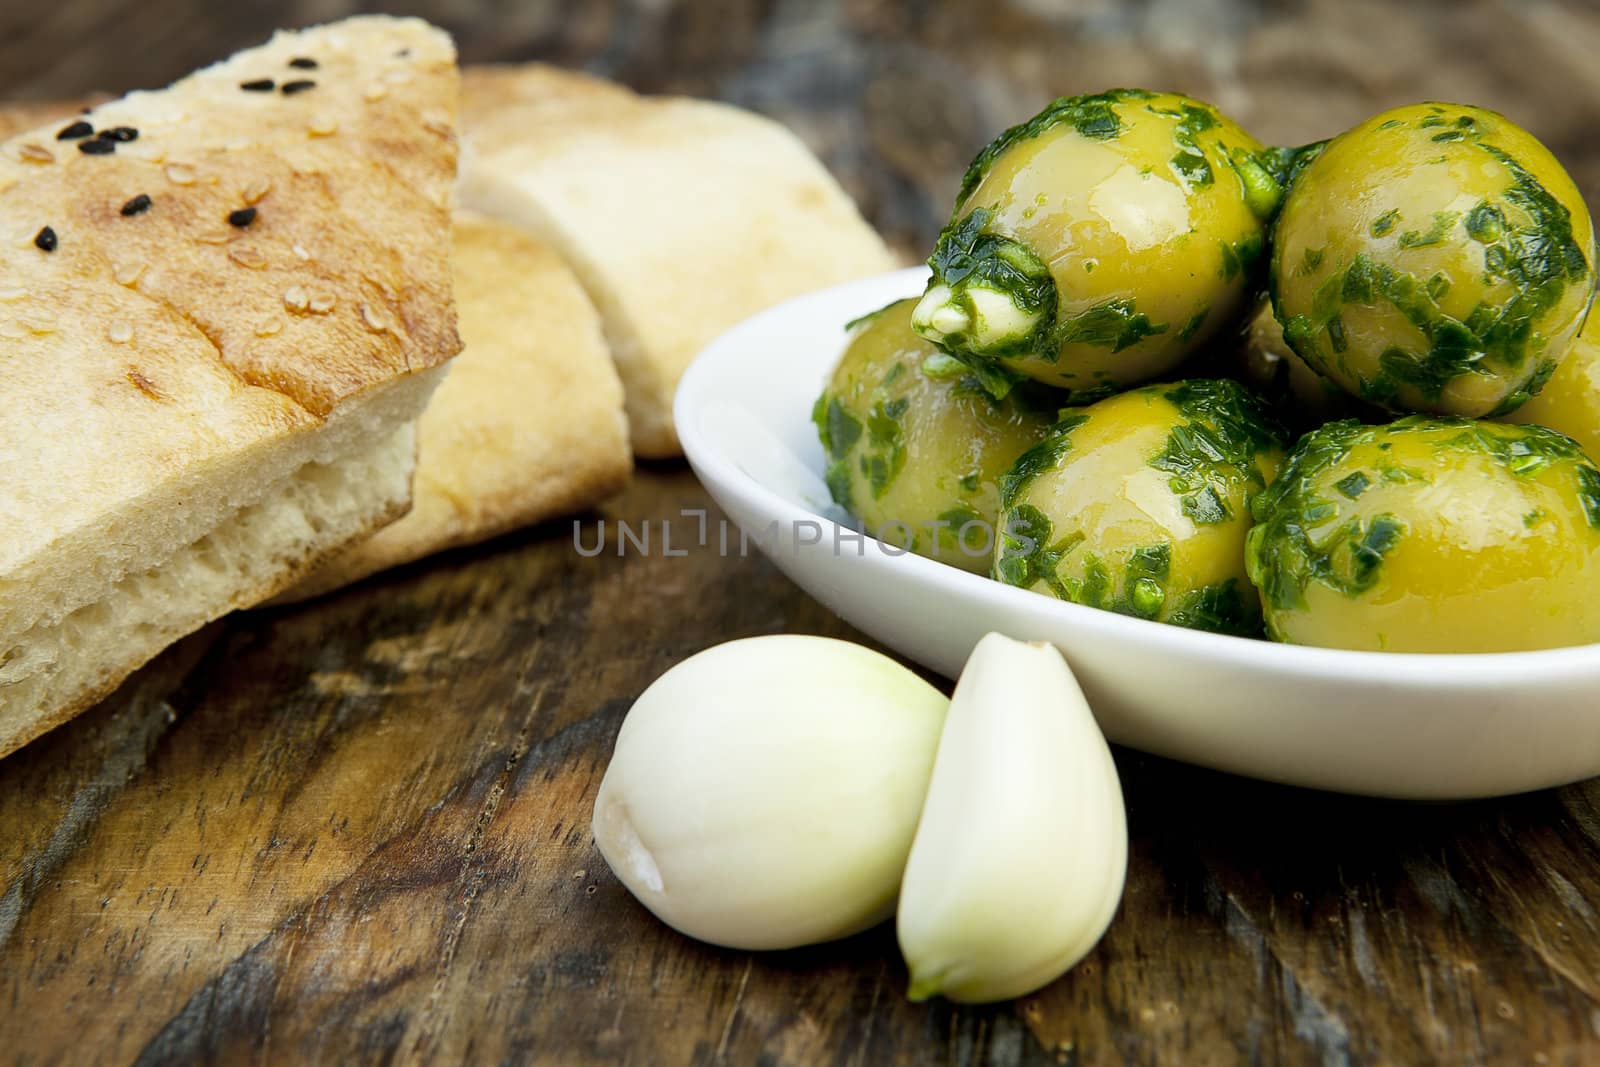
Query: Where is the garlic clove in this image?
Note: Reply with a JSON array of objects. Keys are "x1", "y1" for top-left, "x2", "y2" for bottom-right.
[
  {"x1": 593, "y1": 635, "x2": 949, "y2": 951},
  {"x1": 896, "y1": 632, "x2": 1128, "y2": 1003}
]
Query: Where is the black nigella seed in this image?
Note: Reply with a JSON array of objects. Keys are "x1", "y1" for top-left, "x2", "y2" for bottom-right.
[
  {"x1": 56, "y1": 121, "x2": 93, "y2": 141},
  {"x1": 34, "y1": 226, "x2": 56, "y2": 252},
  {"x1": 241, "y1": 79, "x2": 274, "y2": 92},
  {"x1": 288, "y1": 57, "x2": 318, "y2": 69},
  {"x1": 394, "y1": 48, "x2": 411, "y2": 58},
  {"x1": 78, "y1": 138, "x2": 115, "y2": 155},
  {"x1": 280, "y1": 79, "x2": 316, "y2": 95},
  {"x1": 228, "y1": 207, "x2": 258, "y2": 228},
  {"x1": 99, "y1": 127, "x2": 138, "y2": 143},
  {"x1": 121, "y1": 194, "x2": 152, "y2": 217}
]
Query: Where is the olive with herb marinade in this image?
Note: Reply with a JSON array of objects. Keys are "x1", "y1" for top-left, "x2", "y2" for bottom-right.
[
  {"x1": 994, "y1": 379, "x2": 1287, "y2": 634},
  {"x1": 1247, "y1": 418, "x2": 1600, "y2": 652},
  {"x1": 913, "y1": 90, "x2": 1283, "y2": 397},
  {"x1": 1271, "y1": 102, "x2": 1597, "y2": 418},
  {"x1": 813, "y1": 299, "x2": 1055, "y2": 573}
]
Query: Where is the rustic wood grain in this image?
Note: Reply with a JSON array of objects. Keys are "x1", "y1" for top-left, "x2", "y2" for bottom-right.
[
  {"x1": 4, "y1": 1, "x2": 1600, "y2": 1064},
  {"x1": 4, "y1": 472, "x2": 1600, "y2": 1065}
]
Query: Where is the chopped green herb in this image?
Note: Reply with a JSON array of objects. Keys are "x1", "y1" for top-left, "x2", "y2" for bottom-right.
[
  {"x1": 1183, "y1": 484, "x2": 1231, "y2": 524},
  {"x1": 1396, "y1": 210, "x2": 1459, "y2": 249},
  {"x1": 920, "y1": 351, "x2": 967, "y2": 379},
  {"x1": 1334, "y1": 471, "x2": 1371, "y2": 499},
  {"x1": 1055, "y1": 298, "x2": 1167, "y2": 353},
  {"x1": 1165, "y1": 579, "x2": 1261, "y2": 636},
  {"x1": 1178, "y1": 308, "x2": 1209, "y2": 343}
]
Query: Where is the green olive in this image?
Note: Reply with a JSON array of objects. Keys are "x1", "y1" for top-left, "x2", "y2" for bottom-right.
[
  {"x1": 1505, "y1": 306, "x2": 1600, "y2": 460},
  {"x1": 1271, "y1": 102, "x2": 1597, "y2": 417},
  {"x1": 994, "y1": 379, "x2": 1286, "y2": 634},
  {"x1": 814, "y1": 299, "x2": 1056, "y2": 572},
  {"x1": 913, "y1": 90, "x2": 1281, "y2": 396},
  {"x1": 1247, "y1": 417, "x2": 1600, "y2": 652}
]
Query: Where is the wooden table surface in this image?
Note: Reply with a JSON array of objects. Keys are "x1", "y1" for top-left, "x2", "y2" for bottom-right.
[{"x1": 6, "y1": 1, "x2": 1600, "y2": 1064}]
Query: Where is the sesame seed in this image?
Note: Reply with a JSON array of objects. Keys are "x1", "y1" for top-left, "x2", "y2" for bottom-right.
[
  {"x1": 113, "y1": 261, "x2": 146, "y2": 286},
  {"x1": 195, "y1": 231, "x2": 231, "y2": 245},
  {"x1": 228, "y1": 207, "x2": 258, "y2": 228},
  {"x1": 0, "y1": 320, "x2": 25, "y2": 340},
  {"x1": 56, "y1": 121, "x2": 93, "y2": 141},
  {"x1": 283, "y1": 286, "x2": 310, "y2": 312},
  {"x1": 254, "y1": 317, "x2": 284, "y2": 337},
  {"x1": 99, "y1": 127, "x2": 138, "y2": 143},
  {"x1": 307, "y1": 115, "x2": 337, "y2": 137},
  {"x1": 421, "y1": 110, "x2": 450, "y2": 137},
  {"x1": 289, "y1": 57, "x2": 319, "y2": 69},
  {"x1": 308, "y1": 291, "x2": 336, "y2": 314},
  {"x1": 78, "y1": 138, "x2": 115, "y2": 156},
  {"x1": 382, "y1": 69, "x2": 413, "y2": 86},
  {"x1": 121, "y1": 193, "x2": 152, "y2": 217},
  {"x1": 24, "y1": 312, "x2": 55, "y2": 334},
  {"x1": 242, "y1": 177, "x2": 272, "y2": 205},
  {"x1": 241, "y1": 79, "x2": 275, "y2": 92},
  {"x1": 0, "y1": 286, "x2": 26, "y2": 301},
  {"x1": 228, "y1": 245, "x2": 267, "y2": 270},
  {"x1": 34, "y1": 227, "x2": 56, "y2": 252},
  {"x1": 108, "y1": 322, "x2": 133, "y2": 344},
  {"x1": 362, "y1": 83, "x2": 388, "y2": 102},
  {"x1": 16, "y1": 143, "x2": 54, "y2": 164},
  {"x1": 360, "y1": 302, "x2": 389, "y2": 332},
  {"x1": 291, "y1": 243, "x2": 311, "y2": 261},
  {"x1": 165, "y1": 164, "x2": 196, "y2": 186},
  {"x1": 281, "y1": 79, "x2": 316, "y2": 95}
]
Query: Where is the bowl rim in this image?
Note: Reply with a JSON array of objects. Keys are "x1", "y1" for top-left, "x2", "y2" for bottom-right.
[{"x1": 675, "y1": 266, "x2": 1600, "y2": 688}]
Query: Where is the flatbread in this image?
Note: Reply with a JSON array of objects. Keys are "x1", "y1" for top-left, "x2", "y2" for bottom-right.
[
  {"x1": 285, "y1": 214, "x2": 631, "y2": 598},
  {"x1": 0, "y1": 16, "x2": 463, "y2": 756},
  {"x1": 459, "y1": 67, "x2": 895, "y2": 457}
]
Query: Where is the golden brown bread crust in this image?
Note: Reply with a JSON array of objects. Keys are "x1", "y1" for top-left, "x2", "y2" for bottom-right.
[
  {"x1": 0, "y1": 18, "x2": 462, "y2": 579},
  {"x1": 284, "y1": 215, "x2": 632, "y2": 599},
  {"x1": 0, "y1": 20, "x2": 461, "y2": 419},
  {"x1": 0, "y1": 18, "x2": 464, "y2": 754}
]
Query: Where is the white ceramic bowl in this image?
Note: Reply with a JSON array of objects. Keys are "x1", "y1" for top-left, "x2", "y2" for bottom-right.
[{"x1": 676, "y1": 267, "x2": 1600, "y2": 799}]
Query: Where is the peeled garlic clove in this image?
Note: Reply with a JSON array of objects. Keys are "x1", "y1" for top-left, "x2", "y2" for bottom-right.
[
  {"x1": 897, "y1": 632, "x2": 1127, "y2": 1003},
  {"x1": 592, "y1": 635, "x2": 948, "y2": 951}
]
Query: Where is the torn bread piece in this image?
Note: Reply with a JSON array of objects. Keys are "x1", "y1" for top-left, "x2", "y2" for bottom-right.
[
  {"x1": 459, "y1": 68, "x2": 895, "y2": 457},
  {"x1": 0, "y1": 16, "x2": 463, "y2": 757},
  {"x1": 284, "y1": 214, "x2": 631, "y2": 599}
]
